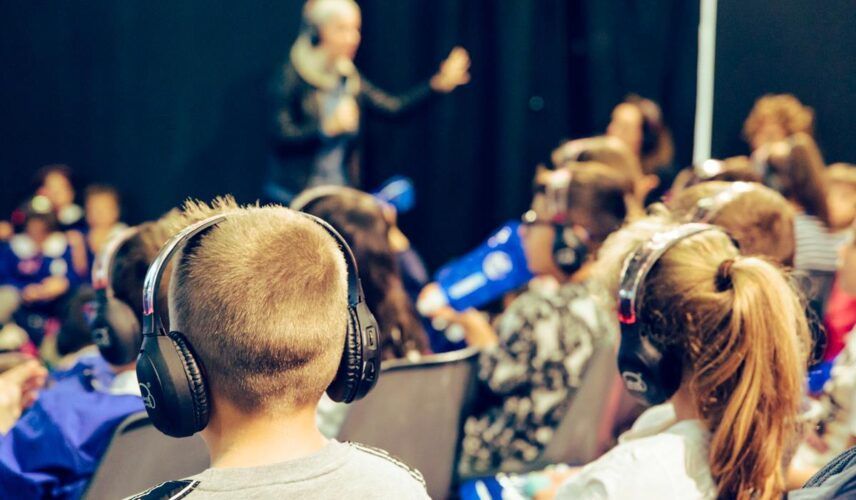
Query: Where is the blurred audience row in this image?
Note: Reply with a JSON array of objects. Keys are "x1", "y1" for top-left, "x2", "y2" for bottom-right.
[{"x1": 0, "y1": 92, "x2": 853, "y2": 499}]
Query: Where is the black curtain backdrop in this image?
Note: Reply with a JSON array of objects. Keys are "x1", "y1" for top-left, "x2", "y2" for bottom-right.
[
  {"x1": 712, "y1": 0, "x2": 856, "y2": 164},
  {"x1": 1, "y1": 1, "x2": 699, "y2": 269}
]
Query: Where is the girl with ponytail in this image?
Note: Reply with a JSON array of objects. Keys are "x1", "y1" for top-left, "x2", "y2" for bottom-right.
[{"x1": 558, "y1": 220, "x2": 812, "y2": 499}]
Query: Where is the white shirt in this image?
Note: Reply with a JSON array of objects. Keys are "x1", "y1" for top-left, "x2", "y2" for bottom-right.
[{"x1": 556, "y1": 403, "x2": 716, "y2": 499}]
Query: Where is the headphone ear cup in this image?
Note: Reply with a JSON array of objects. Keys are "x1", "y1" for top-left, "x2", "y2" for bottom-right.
[
  {"x1": 136, "y1": 333, "x2": 210, "y2": 437},
  {"x1": 308, "y1": 25, "x2": 321, "y2": 46},
  {"x1": 617, "y1": 323, "x2": 682, "y2": 405},
  {"x1": 326, "y1": 303, "x2": 380, "y2": 403},
  {"x1": 92, "y1": 298, "x2": 141, "y2": 366},
  {"x1": 553, "y1": 226, "x2": 587, "y2": 276}
]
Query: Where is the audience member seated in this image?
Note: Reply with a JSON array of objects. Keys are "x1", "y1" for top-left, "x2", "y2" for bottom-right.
[
  {"x1": 820, "y1": 164, "x2": 856, "y2": 362},
  {"x1": 743, "y1": 93, "x2": 814, "y2": 153},
  {"x1": 555, "y1": 219, "x2": 812, "y2": 499},
  {"x1": 293, "y1": 186, "x2": 431, "y2": 360},
  {"x1": 0, "y1": 212, "x2": 191, "y2": 498},
  {"x1": 551, "y1": 135, "x2": 651, "y2": 214},
  {"x1": 605, "y1": 95, "x2": 675, "y2": 202},
  {"x1": 426, "y1": 163, "x2": 630, "y2": 475},
  {"x1": 129, "y1": 198, "x2": 428, "y2": 499},
  {"x1": 757, "y1": 133, "x2": 844, "y2": 322},
  {"x1": 68, "y1": 184, "x2": 126, "y2": 279},
  {"x1": 790, "y1": 220, "x2": 856, "y2": 484},
  {"x1": 32, "y1": 164, "x2": 86, "y2": 233},
  {"x1": 292, "y1": 187, "x2": 432, "y2": 436},
  {"x1": 665, "y1": 181, "x2": 796, "y2": 265},
  {"x1": 0, "y1": 203, "x2": 84, "y2": 346}
]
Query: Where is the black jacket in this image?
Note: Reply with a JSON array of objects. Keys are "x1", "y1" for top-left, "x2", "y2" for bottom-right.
[{"x1": 268, "y1": 62, "x2": 434, "y2": 198}]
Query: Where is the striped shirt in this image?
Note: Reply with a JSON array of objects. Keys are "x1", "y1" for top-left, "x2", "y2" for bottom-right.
[{"x1": 795, "y1": 214, "x2": 847, "y2": 272}]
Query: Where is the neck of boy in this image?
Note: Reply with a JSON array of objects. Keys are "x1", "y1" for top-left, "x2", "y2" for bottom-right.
[{"x1": 201, "y1": 400, "x2": 328, "y2": 469}]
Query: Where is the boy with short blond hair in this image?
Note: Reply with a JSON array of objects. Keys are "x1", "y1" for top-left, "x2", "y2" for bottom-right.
[{"x1": 133, "y1": 199, "x2": 427, "y2": 499}]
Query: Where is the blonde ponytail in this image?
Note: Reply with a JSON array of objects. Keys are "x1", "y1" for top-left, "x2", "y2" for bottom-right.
[{"x1": 639, "y1": 230, "x2": 810, "y2": 499}]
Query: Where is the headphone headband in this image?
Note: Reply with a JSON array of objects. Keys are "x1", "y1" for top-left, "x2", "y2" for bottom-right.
[
  {"x1": 290, "y1": 185, "x2": 360, "y2": 213},
  {"x1": 141, "y1": 211, "x2": 365, "y2": 337},
  {"x1": 688, "y1": 182, "x2": 755, "y2": 223},
  {"x1": 92, "y1": 226, "x2": 140, "y2": 292},
  {"x1": 142, "y1": 215, "x2": 228, "y2": 336},
  {"x1": 617, "y1": 223, "x2": 721, "y2": 325}
]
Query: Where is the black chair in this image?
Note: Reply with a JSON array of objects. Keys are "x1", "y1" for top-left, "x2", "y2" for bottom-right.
[
  {"x1": 84, "y1": 412, "x2": 210, "y2": 500},
  {"x1": 338, "y1": 347, "x2": 481, "y2": 500}
]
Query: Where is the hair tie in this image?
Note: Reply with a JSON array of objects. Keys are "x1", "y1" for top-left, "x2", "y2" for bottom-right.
[{"x1": 715, "y1": 258, "x2": 735, "y2": 291}]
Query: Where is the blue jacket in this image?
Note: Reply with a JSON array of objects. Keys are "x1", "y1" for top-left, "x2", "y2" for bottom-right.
[{"x1": 0, "y1": 356, "x2": 143, "y2": 499}]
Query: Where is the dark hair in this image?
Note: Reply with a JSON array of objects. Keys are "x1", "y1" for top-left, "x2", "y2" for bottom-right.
[
  {"x1": 85, "y1": 184, "x2": 121, "y2": 204},
  {"x1": 563, "y1": 162, "x2": 632, "y2": 247},
  {"x1": 111, "y1": 221, "x2": 175, "y2": 328},
  {"x1": 623, "y1": 95, "x2": 674, "y2": 174},
  {"x1": 301, "y1": 189, "x2": 430, "y2": 360},
  {"x1": 769, "y1": 133, "x2": 830, "y2": 226},
  {"x1": 33, "y1": 163, "x2": 74, "y2": 191},
  {"x1": 58, "y1": 220, "x2": 174, "y2": 357},
  {"x1": 22, "y1": 201, "x2": 58, "y2": 233}
]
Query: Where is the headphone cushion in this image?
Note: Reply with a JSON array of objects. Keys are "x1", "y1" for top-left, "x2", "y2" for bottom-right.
[
  {"x1": 617, "y1": 324, "x2": 682, "y2": 405},
  {"x1": 553, "y1": 226, "x2": 587, "y2": 275},
  {"x1": 167, "y1": 331, "x2": 210, "y2": 431},
  {"x1": 326, "y1": 309, "x2": 363, "y2": 403},
  {"x1": 97, "y1": 298, "x2": 141, "y2": 365}
]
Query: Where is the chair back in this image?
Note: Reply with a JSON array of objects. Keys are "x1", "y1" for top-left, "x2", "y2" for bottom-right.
[
  {"x1": 338, "y1": 348, "x2": 481, "y2": 500},
  {"x1": 85, "y1": 412, "x2": 210, "y2": 500}
]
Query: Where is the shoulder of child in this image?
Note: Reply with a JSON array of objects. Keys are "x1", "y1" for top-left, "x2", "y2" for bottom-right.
[
  {"x1": 557, "y1": 428, "x2": 712, "y2": 499},
  {"x1": 346, "y1": 442, "x2": 430, "y2": 498}
]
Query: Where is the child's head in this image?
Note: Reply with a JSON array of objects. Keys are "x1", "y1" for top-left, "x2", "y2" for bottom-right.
[
  {"x1": 22, "y1": 204, "x2": 57, "y2": 244},
  {"x1": 669, "y1": 156, "x2": 762, "y2": 197},
  {"x1": 522, "y1": 162, "x2": 631, "y2": 277},
  {"x1": 609, "y1": 219, "x2": 810, "y2": 498},
  {"x1": 743, "y1": 94, "x2": 814, "y2": 152},
  {"x1": 110, "y1": 217, "x2": 184, "y2": 330},
  {"x1": 34, "y1": 164, "x2": 76, "y2": 210},
  {"x1": 552, "y1": 135, "x2": 652, "y2": 211},
  {"x1": 606, "y1": 95, "x2": 674, "y2": 176},
  {"x1": 295, "y1": 187, "x2": 428, "y2": 360},
  {"x1": 169, "y1": 199, "x2": 349, "y2": 414},
  {"x1": 762, "y1": 132, "x2": 831, "y2": 226},
  {"x1": 85, "y1": 185, "x2": 121, "y2": 229},
  {"x1": 88, "y1": 216, "x2": 183, "y2": 366},
  {"x1": 667, "y1": 181, "x2": 796, "y2": 265},
  {"x1": 827, "y1": 163, "x2": 856, "y2": 230}
]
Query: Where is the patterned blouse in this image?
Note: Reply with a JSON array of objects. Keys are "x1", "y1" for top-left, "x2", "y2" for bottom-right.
[{"x1": 458, "y1": 279, "x2": 618, "y2": 475}]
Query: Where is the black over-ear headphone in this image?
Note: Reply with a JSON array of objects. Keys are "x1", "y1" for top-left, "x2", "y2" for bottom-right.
[
  {"x1": 136, "y1": 213, "x2": 381, "y2": 438},
  {"x1": 519, "y1": 208, "x2": 588, "y2": 277},
  {"x1": 88, "y1": 227, "x2": 143, "y2": 366},
  {"x1": 616, "y1": 223, "x2": 721, "y2": 405},
  {"x1": 540, "y1": 169, "x2": 589, "y2": 276}
]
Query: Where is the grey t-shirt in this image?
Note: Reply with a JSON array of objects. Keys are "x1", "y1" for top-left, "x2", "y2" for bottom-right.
[{"x1": 129, "y1": 440, "x2": 429, "y2": 499}]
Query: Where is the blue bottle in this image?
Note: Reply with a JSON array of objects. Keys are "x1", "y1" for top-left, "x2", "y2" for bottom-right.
[
  {"x1": 419, "y1": 221, "x2": 534, "y2": 313},
  {"x1": 372, "y1": 175, "x2": 416, "y2": 214}
]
